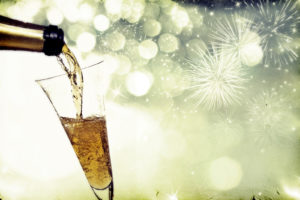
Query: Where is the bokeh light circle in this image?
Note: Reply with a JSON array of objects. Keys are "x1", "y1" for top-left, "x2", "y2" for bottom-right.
[
  {"x1": 116, "y1": 55, "x2": 132, "y2": 75},
  {"x1": 94, "y1": 14, "x2": 110, "y2": 32},
  {"x1": 209, "y1": 157, "x2": 243, "y2": 191},
  {"x1": 171, "y1": 5, "x2": 189, "y2": 28},
  {"x1": 78, "y1": 3, "x2": 94, "y2": 22},
  {"x1": 143, "y1": 19, "x2": 162, "y2": 37},
  {"x1": 105, "y1": 0, "x2": 122, "y2": 15},
  {"x1": 240, "y1": 43, "x2": 263, "y2": 67},
  {"x1": 105, "y1": 31, "x2": 126, "y2": 51},
  {"x1": 126, "y1": 71, "x2": 153, "y2": 96},
  {"x1": 138, "y1": 40, "x2": 158, "y2": 59},
  {"x1": 158, "y1": 33, "x2": 179, "y2": 53},
  {"x1": 46, "y1": 7, "x2": 64, "y2": 25},
  {"x1": 76, "y1": 32, "x2": 96, "y2": 52}
]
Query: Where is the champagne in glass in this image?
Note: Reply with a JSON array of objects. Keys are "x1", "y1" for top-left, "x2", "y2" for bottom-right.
[{"x1": 60, "y1": 117, "x2": 113, "y2": 193}]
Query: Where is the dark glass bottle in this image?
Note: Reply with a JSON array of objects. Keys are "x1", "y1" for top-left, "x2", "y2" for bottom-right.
[{"x1": 0, "y1": 15, "x2": 64, "y2": 56}]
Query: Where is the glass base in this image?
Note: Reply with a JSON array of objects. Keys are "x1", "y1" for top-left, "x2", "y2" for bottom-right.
[{"x1": 91, "y1": 182, "x2": 114, "y2": 200}]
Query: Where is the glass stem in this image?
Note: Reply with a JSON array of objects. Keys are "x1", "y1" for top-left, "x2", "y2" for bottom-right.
[{"x1": 109, "y1": 182, "x2": 114, "y2": 200}]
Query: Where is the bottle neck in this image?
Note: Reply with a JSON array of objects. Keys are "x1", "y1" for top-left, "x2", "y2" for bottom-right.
[
  {"x1": 43, "y1": 25, "x2": 64, "y2": 56},
  {"x1": 0, "y1": 15, "x2": 64, "y2": 56}
]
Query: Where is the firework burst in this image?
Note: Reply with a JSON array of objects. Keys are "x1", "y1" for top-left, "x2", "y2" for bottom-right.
[
  {"x1": 251, "y1": 0, "x2": 300, "y2": 67},
  {"x1": 185, "y1": 48, "x2": 247, "y2": 110},
  {"x1": 210, "y1": 14, "x2": 262, "y2": 63},
  {"x1": 247, "y1": 90, "x2": 295, "y2": 146}
]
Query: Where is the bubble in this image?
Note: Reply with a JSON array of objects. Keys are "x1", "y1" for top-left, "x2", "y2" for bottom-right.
[
  {"x1": 143, "y1": 19, "x2": 162, "y2": 37},
  {"x1": 105, "y1": 31, "x2": 126, "y2": 51},
  {"x1": 94, "y1": 14, "x2": 110, "y2": 32},
  {"x1": 76, "y1": 32, "x2": 96, "y2": 52},
  {"x1": 240, "y1": 43, "x2": 264, "y2": 67},
  {"x1": 47, "y1": 7, "x2": 64, "y2": 25},
  {"x1": 209, "y1": 157, "x2": 243, "y2": 191},
  {"x1": 126, "y1": 71, "x2": 153, "y2": 96},
  {"x1": 158, "y1": 33, "x2": 179, "y2": 53},
  {"x1": 138, "y1": 40, "x2": 158, "y2": 59}
]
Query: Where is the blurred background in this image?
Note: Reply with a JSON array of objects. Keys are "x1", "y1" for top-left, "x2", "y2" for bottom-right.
[{"x1": 0, "y1": 0, "x2": 300, "y2": 199}]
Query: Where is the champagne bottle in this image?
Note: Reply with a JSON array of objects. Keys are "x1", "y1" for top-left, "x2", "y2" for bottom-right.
[{"x1": 0, "y1": 15, "x2": 64, "y2": 56}]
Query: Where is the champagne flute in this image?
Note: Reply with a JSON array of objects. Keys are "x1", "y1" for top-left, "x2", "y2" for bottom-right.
[{"x1": 36, "y1": 65, "x2": 114, "y2": 200}]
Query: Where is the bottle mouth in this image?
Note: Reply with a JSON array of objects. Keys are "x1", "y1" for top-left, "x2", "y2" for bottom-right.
[{"x1": 43, "y1": 25, "x2": 64, "y2": 56}]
